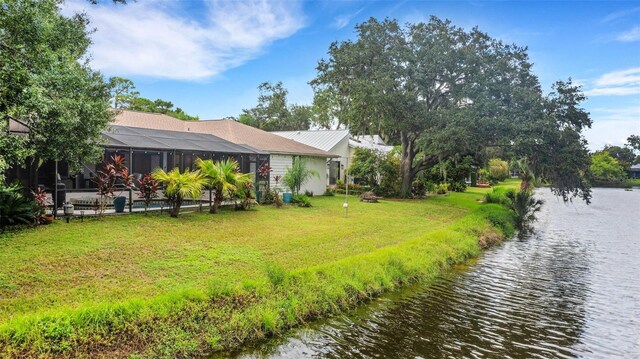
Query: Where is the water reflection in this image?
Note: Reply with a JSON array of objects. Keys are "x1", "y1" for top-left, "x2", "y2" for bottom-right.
[{"x1": 221, "y1": 188, "x2": 640, "y2": 359}]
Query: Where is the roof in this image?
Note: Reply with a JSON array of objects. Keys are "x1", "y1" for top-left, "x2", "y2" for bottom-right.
[
  {"x1": 112, "y1": 110, "x2": 334, "y2": 158},
  {"x1": 272, "y1": 130, "x2": 349, "y2": 152},
  {"x1": 349, "y1": 136, "x2": 395, "y2": 153},
  {"x1": 103, "y1": 125, "x2": 264, "y2": 154}
]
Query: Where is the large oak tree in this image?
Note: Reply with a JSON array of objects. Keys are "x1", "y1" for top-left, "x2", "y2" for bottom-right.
[{"x1": 312, "y1": 17, "x2": 591, "y2": 201}]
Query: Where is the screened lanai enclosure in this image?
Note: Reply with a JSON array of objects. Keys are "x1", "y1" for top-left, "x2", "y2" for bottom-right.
[{"x1": 5, "y1": 126, "x2": 268, "y2": 214}]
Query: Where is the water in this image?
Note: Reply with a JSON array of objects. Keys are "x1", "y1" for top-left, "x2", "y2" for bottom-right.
[{"x1": 226, "y1": 188, "x2": 640, "y2": 359}]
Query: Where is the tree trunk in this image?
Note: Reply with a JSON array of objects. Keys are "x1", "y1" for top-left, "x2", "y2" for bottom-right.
[
  {"x1": 171, "y1": 198, "x2": 181, "y2": 217},
  {"x1": 210, "y1": 192, "x2": 222, "y2": 214},
  {"x1": 399, "y1": 132, "x2": 416, "y2": 197}
]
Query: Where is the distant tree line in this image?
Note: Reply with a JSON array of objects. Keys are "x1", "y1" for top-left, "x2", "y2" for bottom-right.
[{"x1": 108, "y1": 77, "x2": 199, "y2": 121}]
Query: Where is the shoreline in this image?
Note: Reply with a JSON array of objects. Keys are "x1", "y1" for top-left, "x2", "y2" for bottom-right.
[{"x1": 0, "y1": 189, "x2": 515, "y2": 358}]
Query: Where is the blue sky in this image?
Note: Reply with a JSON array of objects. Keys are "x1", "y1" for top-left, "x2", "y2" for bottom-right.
[{"x1": 65, "y1": 0, "x2": 640, "y2": 150}]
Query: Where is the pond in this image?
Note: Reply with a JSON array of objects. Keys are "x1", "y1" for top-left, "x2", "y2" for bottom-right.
[{"x1": 222, "y1": 188, "x2": 640, "y2": 358}]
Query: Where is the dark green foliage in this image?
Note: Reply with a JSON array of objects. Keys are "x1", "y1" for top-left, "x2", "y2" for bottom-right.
[
  {"x1": 292, "y1": 194, "x2": 312, "y2": 207},
  {"x1": 349, "y1": 148, "x2": 382, "y2": 186},
  {"x1": 241, "y1": 82, "x2": 315, "y2": 131},
  {"x1": 505, "y1": 190, "x2": 544, "y2": 232},
  {"x1": 484, "y1": 187, "x2": 516, "y2": 206},
  {"x1": 411, "y1": 180, "x2": 426, "y2": 198},
  {"x1": 261, "y1": 189, "x2": 276, "y2": 204},
  {"x1": 0, "y1": 183, "x2": 36, "y2": 229},
  {"x1": 1, "y1": 0, "x2": 113, "y2": 174}
]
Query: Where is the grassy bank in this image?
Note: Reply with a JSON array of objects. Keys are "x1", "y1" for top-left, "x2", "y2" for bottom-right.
[
  {"x1": 591, "y1": 178, "x2": 640, "y2": 188},
  {"x1": 0, "y1": 185, "x2": 514, "y2": 358}
]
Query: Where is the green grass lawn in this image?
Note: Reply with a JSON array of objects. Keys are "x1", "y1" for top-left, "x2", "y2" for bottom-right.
[{"x1": 0, "y1": 185, "x2": 513, "y2": 358}]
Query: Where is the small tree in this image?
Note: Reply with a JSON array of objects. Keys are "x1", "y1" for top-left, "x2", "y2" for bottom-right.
[
  {"x1": 151, "y1": 168, "x2": 205, "y2": 218},
  {"x1": 282, "y1": 157, "x2": 318, "y2": 196},
  {"x1": 349, "y1": 148, "x2": 382, "y2": 186},
  {"x1": 590, "y1": 152, "x2": 626, "y2": 182},
  {"x1": 488, "y1": 158, "x2": 510, "y2": 182},
  {"x1": 196, "y1": 158, "x2": 252, "y2": 214},
  {"x1": 137, "y1": 174, "x2": 160, "y2": 213}
]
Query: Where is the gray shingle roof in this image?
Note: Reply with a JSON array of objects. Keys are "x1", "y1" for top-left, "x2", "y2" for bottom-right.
[{"x1": 103, "y1": 125, "x2": 264, "y2": 154}]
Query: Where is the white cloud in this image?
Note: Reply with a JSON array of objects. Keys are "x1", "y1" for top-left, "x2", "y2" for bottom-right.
[
  {"x1": 602, "y1": 6, "x2": 640, "y2": 23},
  {"x1": 616, "y1": 26, "x2": 640, "y2": 42},
  {"x1": 586, "y1": 87, "x2": 640, "y2": 96},
  {"x1": 585, "y1": 106, "x2": 640, "y2": 150},
  {"x1": 331, "y1": 8, "x2": 364, "y2": 30},
  {"x1": 585, "y1": 67, "x2": 640, "y2": 97},
  {"x1": 63, "y1": 0, "x2": 305, "y2": 80}
]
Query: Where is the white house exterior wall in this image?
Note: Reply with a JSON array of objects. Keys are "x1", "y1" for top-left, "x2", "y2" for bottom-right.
[
  {"x1": 301, "y1": 156, "x2": 328, "y2": 196},
  {"x1": 269, "y1": 154, "x2": 292, "y2": 192},
  {"x1": 329, "y1": 136, "x2": 351, "y2": 183},
  {"x1": 269, "y1": 154, "x2": 328, "y2": 196}
]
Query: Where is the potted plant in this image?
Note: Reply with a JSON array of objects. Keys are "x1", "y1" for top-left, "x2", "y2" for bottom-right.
[{"x1": 94, "y1": 154, "x2": 133, "y2": 215}]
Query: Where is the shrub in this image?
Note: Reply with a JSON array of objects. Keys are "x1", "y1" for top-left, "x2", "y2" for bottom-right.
[
  {"x1": 488, "y1": 158, "x2": 509, "y2": 182},
  {"x1": 304, "y1": 190, "x2": 314, "y2": 197},
  {"x1": 323, "y1": 187, "x2": 335, "y2": 196},
  {"x1": 484, "y1": 187, "x2": 515, "y2": 205},
  {"x1": 137, "y1": 174, "x2": 160, "y2": 213},
  {"x1": 435, "y1": 182, "x2": 449, "y2": 194},
  {"x1": 411, "y1": 180, "x2": 426, "y2": 198},
  {"x1": 0, "y1": 183, "x2": 36, "y2": 229},
  {"x1": 447, "y1": 181, "x2": 467, "y2": 192},
  {"x1": 261, "y1": 189, "x2": 276, "y2": 204},
  {"x1": 292, "y1": 194, "x2": 312, "y2": 207},
  {"x1": 94, "y1": 154, "x2": 133, "y2": 216}
]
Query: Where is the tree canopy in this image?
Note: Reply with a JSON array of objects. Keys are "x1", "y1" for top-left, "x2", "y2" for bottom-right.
[
  {"x1": 1, "y1": 0, "x2": 113, "y2": 175},
  {"x1": 241, "y1": 81, "x2": 323, "y2": 131},
  {"x1": 312, "y1": 16, "x2": 592, "y2": 201},
  {"x1": 590, "y1": 152, "x2": 626, "y2": 181},
  {"x1": 107, "y1": 77, "x2": 199, "y2": 121}
]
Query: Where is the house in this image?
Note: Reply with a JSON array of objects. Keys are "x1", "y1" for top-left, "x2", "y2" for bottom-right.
[
  {"x1": 629, "y1": 164, "x2": 640, "y2": 179},
  {"x1": 272, "y1": 130, "x2": 395, "y2": 185},
  {"x1": 5, "y1": 122, "x2": 266, "y2": 210},
  {"x1": 113, "y1": 110, "x2": 334, "y2": 195},
  {"x1": 273, "y1": 129, "x2": 350, "y2": 185}
]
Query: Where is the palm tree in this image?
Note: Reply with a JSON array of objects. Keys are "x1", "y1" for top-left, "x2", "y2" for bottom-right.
[
  {"x1": 512, "y1": 157, "x2": 535, "y2": 193},
  {"x1": 196, "y1": 158, "x2": 249, "y2": 213},
  {"x1": 151, "y1": 168, "x2": 205, "y2": 217},
  {"x1": 505, "y1": 190, "x2": 544, "y2": 233}
]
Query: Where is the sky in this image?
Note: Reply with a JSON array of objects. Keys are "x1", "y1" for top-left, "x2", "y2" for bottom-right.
[{"x1": 63, "y1": 0, "x2": 640, "y2": 150}]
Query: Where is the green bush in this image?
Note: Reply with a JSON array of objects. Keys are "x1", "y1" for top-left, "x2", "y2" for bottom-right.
[
  {"x1": 447, "y1": 181, "x2": 467, "y2": 192},
  {"x1": 292, "y1": 194, "x2": 312, "y2": 207},
  {"x1": 435, "y1": 183, "x2": 449, "y2": 194},
  {"x1": 484, "y1": 187, "x2": 515, "y2": 205},
  {"x1": 478, "y1": 204, "x2": 516, "y2": 238},
  {"x1": 0, "y1": 182, "x2": 36, "y2": 229},
  {"x1": 488, "y1": 158, "x2": 509, "y2": 182}
]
